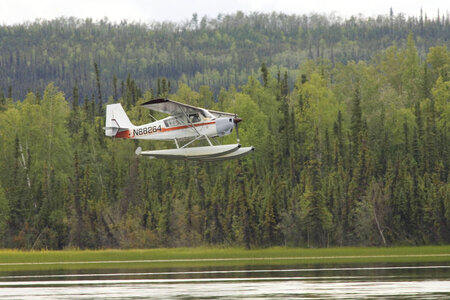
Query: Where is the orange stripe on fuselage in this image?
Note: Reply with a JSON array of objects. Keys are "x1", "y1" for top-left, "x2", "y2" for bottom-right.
[
  {"x1": 115, "y1": 130, "x2": 131, "y2": 138},
  {"x1": 113, "y1": 121, "x2": 216, "y2": 138}
]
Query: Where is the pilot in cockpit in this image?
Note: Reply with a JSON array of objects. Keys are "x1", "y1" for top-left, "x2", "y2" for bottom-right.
[{"x1": 189, "y1": 113, "x2": 200, "y2": 123}]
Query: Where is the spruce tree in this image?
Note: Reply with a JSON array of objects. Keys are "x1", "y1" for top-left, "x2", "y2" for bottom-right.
[
  {"x1": 403, "y1": 117, "x2": 410, "y2": 156},
  {"x1": 94, "y1": 62, "x2": 103, "y2": 116},
  {"x1": 350, "y1": 85, "x2": 363, "y2": 162},
  {"x1": 68, "y1": 82, "x2": 81, "y2": 135},
  {"x1": 70, "y1": 151, "x2": 83, "y2": 248},
  {"x1": 113, "y1": 74, "x2": 118, "y2": 101},
  {"x1": 261, "y1": 62, "x2": 269, "y2": 87}
]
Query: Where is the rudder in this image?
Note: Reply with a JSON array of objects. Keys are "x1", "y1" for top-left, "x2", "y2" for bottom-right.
[{"x1": 105, "y1": 103, "x2": 135, "y2": 137}]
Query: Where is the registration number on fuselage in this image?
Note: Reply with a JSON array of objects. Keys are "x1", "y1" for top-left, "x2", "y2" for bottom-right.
[{"x1": 133, "y1": 125, "x2": 162, "y2": 136}]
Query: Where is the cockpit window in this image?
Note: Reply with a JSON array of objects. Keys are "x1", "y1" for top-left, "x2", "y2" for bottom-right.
[
  {"x1": 164, "y1": 117, "x2": 182, "y2": 127},
  {"x1": 164, "y1": 113, "x2": 202, "y2": 127},
  {"x1": 188, "y1": 113, "x2": 200, "y2": 123}
]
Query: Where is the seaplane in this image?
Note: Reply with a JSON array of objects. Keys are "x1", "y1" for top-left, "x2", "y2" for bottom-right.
[{"x1": 105, "y1": 98, "x2": 254, "y2": 161}]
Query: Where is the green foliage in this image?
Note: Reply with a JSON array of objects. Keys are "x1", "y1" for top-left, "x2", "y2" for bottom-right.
[
  {"x1": 0, "y1": 185, "x2": 9, "y2": 246},
  {"x1": 0, "y1": 13, "x2": 448, "y2": 249},
  {"x1": 0, "y1": 12, "x2": 448, "y2": 100}
]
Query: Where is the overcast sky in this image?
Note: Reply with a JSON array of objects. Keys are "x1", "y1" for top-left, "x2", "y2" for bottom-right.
[{"x1": 0, "y1": 0, "x2": 448, "y2": 25}]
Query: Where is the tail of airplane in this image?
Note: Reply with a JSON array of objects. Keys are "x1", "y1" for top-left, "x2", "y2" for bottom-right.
[{"x1": 105, "y1": 103, "x2": 135, "y2": 137}]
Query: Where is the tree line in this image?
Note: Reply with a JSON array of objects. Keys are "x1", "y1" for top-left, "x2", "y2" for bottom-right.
[
  {"x1": 0, "y1": 10, "x2": 449, "y2": 100},
  {"x1": 0, "y1": 13, "x2": 448, "y2": 249}
]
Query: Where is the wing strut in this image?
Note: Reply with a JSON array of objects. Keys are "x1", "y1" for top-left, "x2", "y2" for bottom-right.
[
  {"x1": 179, "y1": 105, "x2": 201, "y2": 137},
  {"x1": 174, "y1": 104, "x2": 215, "y2": 147},
  {"x1": 180, "y1": 134, "x2": 213, "y2": 148}
]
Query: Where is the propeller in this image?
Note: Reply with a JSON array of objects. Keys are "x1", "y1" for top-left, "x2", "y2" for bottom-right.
[{"x1": 233, "y1": 114, "x2": 242, "y2": 143}]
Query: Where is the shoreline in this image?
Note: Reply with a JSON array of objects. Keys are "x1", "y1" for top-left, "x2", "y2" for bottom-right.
[{"x1": 1, "y1": 245, "x2": 449, "y2": 272}]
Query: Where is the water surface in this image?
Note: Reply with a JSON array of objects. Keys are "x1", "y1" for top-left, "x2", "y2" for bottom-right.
[{"x1": 0, "y1": 263, "x2": 449, "y2": 299}]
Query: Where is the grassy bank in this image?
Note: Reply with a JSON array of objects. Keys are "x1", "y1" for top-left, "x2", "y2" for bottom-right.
[{"x1": 0, "y1": 246, "x2": 449, "y2": 272}]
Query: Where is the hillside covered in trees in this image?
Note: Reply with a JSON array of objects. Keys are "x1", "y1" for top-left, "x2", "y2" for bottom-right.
[
  {"x1": 0, "y1": 11, "x2": 449, "y2": 249},
  {"x1": 1, "y1": 10, "x2": 449, "y2": 100}
]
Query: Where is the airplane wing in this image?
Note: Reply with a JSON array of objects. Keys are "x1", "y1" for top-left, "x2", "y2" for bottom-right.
[
  {"x1": 141, "y1": 98, "x2": 236, "y2": 118},
  {"x1": 207, "y1": 109, "x2": 236, "y2": 119}
]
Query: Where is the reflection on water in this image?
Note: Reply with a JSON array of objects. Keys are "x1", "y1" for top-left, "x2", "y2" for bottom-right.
[{"x1": 0, "y1": 264, "x2": 449, "y2": 299}]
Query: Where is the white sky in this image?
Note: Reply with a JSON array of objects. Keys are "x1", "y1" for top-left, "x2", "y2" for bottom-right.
[{"x1": 0, "y1": 0, "x2": 448, "y2": 25}]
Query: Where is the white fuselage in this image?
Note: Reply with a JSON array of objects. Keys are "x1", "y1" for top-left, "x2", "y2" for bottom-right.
[
  {"x1": 115, "y1": 116, "x2": 233, "y2": 141},
  {"x1": 106, "y1": 102, "x2": 235, "y2": 141}
]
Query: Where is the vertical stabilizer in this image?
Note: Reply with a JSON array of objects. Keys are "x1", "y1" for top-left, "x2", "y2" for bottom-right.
[{"x1": 105, "y1": 103, "x2": 135, "y2": 137}]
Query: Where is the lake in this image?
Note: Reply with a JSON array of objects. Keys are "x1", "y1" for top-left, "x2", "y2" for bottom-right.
[{"x1": 0, "y1": 263, "x2": 449, "y2": 299}]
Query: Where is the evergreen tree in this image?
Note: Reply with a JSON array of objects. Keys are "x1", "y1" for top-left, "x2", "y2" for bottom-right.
[
  {"x1": 403, "y1": 117, "x2": 410, "y2": 156},
  {"x1": 0, "y1": 22, "x2": 448, "y2": 249},
  {"x1": 261, "y1": 63, "x2": 269, "y2": 87},
  {"x1": 94, "y1": 62, "x2": 103, "y2": 116},
  {"x1": 68, "y1": 82, "x2": 81, "y2": 134},
  {"x1": 421, "y1": 62, "x2": 431, "y2": 100},
  {"x1": 350, "y1": 84, "x2": 363, "y2": 162},
  {"x1": 303, "y1": 158, "x2": 332, "y2": 247},
  {"x1": 262, "y1": 194, "x2": 277, "y2": 246},
  {"x1": 233, "y1": 163, "x2": 252, "y2": 249},
  {"x1": 403, "y1": 32, "x2": 421, "y2": 104},
  {"x1": 281, "y1": 71, "x2": 289, "y2": 97},
  {"x1": 161, "y1": 77, "x2": 168, "y2": 97},
  {"x1": 107, "y1": 151, "x2": 119, "y2": 203},
  {"x1": 424, "y1": 99, "x2": 438, "y2": 173},
  {"x1": 72, "y1": 82, "x2": 79, "y2": 110},
  {"x1": 303, "y1": 129, "x2": 332, "y2": 247},
  {"x1": 205, "y1": 176, "x2": 225, "y2": 244},
  {"x1": 70, "y1": 151, "x2": 83, "y2": 248},
  {"x1": 113, "y1": 74, "x2": 118, "y2": 101}
]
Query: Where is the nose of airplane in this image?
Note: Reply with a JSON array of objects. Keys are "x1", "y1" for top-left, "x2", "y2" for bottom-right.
[{"x1": 215, "y1": 117, "x2": 235, "y2": 136}]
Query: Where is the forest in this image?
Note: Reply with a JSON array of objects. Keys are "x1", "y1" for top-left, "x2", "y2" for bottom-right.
[{"x1": 0, "y1": 11, "x2": 448, "y2": 249}]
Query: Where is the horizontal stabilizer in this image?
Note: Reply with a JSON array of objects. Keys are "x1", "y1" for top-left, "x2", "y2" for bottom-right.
[{"x1": 105, "y1": 127, "x2": 119, "y2": 137}]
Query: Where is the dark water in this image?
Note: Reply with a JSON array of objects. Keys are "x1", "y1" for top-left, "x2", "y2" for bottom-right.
[{"x1": 0, "y1": 263, "x2": 449, "y2": 299}]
